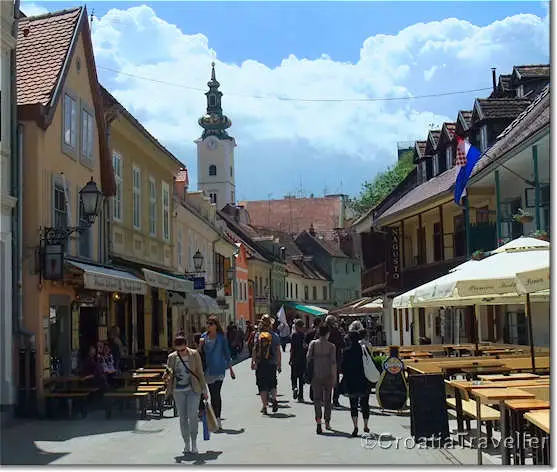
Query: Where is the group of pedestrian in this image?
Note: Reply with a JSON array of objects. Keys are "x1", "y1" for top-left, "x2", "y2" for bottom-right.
[{"x1": 164, "y1": 312, "x2": 378, "y2": 457}]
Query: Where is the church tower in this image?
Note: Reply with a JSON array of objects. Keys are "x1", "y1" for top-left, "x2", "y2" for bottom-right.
[{"x1": 195, "y1": 62, "x2": 236, "y2": 210}]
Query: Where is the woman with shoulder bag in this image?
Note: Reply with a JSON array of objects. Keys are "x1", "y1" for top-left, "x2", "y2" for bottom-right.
[
  {"x1": 164, "y1": 334, "x2": 210, "y2": 455},
  {"x1": 198, "y1": 315, "x2": 235, "y2": 431},
  {"x1": 340, "y1": 321, "x2": 372, "y2": 437}
]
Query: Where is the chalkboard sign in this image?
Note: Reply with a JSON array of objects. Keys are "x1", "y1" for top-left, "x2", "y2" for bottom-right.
[
  {"x1": 408, "y1": 374, "x2": 449, "y2": 441},
  {"x1": 376, "y1": 356, "x2": 408, "y2": 410}
]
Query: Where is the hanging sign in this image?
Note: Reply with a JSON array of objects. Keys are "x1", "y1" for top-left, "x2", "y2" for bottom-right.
[{"x1": 384, "y1": 227, "x2": 402, "y2": 290}]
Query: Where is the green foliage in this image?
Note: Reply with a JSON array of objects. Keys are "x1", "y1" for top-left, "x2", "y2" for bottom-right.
[
  {"x1": 351, "y1": 149, "x2": 415, "y2": 216},
  {"x1": 372, "y1": 355, "x2": 388, "y2": 372}
]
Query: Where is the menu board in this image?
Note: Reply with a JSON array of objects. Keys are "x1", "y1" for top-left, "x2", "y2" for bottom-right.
[{"x1": 409, "y1": 374, "x2": 449, "y2": 440}]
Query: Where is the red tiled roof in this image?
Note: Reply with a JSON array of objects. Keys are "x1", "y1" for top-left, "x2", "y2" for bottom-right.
[
  {"x1": 17, "y1": 8, "x2": 81, "y2": 106},
  {"x1": 239, "y1": 196, "x2": 343, "y2": 234}
]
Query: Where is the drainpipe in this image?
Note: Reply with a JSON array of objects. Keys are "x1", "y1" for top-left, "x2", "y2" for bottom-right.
[
  {"x1": 532, "y1": 145, "x2": 541, "y2": 231},
  {"x1": 495, "y1": 170, "x2": 502, "y2": 245}
]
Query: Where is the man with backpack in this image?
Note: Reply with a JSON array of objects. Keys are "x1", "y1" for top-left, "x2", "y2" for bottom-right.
[{"x1": 251, "y1": 314, "x2": 281, "y2": 415}]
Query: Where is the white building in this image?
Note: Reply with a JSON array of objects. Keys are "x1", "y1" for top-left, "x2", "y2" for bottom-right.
[
  {"x1": 0, "y1": 0, "x2": 18, "y2": 421},
  {"x1": 195, "y1": 62, "x2": 236, "y2": 210}
]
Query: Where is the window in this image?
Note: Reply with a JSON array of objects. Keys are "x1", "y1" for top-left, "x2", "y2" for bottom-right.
[
  {"x1": 295, "y1": 284, "x2": 298, "y2": 299},
  {"x1": 480, "y1": 125, "x2": 488, "y2": 152},
  {"x1": 209, "y1": 95, "x2": 216, "y2": 107},
  {"x1": 312, "y1": 286, "x2": 317, "y2": 300},
  {"x1": 132, "y1": 167, "x2": 141, "y2": 229},
  {"x1": 476, "y1": 205, "x2": 490, "y2": 224},
  {"x1": 149, "y1": 177, "x2": 156, "y2": 235},
  {"x1": 322, "y1": 286, "x2": 327, "y2": 300},
  {"x1": 433, "y1": 155, "x2": 439, "y2": 176},
  {"x1": 433, "y1": 222, "x2": 443, "y2": 261},
  {"x1": 209, "y1": 193, "x2": 217, "y2": 205},
  {"x1": 231, "y1": 191, "x2": 234, "y2": 203},
  {"x1": 81, "y1": 108, "x2": 94, "y2": 161},
  {"x1": 209, "y1": 165, "x2": 217, "y2": 176},
  {"x1": 112, "y1": 153, "x2": 122, "y2": 221},
  {"x1": 345, "y1": 263, "x2": 349, "y2": 274},
  {"x1": 162, "y1": 182, "x2": 170, "y2": 241},
  {"x1": 446, "y1": 146, "x2": 453, "y2": 169},
  {"x1": 393, "y1": 309, "x2": 398, "y2": 331},
  {"x1": 63, "y1": 93, "x2": 77, "y2": 149},
  {"x1": 304, "y1": 286, "x2": 309, "y2": 300},
  {"x1": 54, "y1": 183, "x2": 68, "y2": 229},
  {"x1": 420, "y1": 161, "x2": 427, "y2": 183},
  {"x1": 230, "y1": 166, "x2": 233, "y2": 177},
  {"x1": 78, "y1": 197, "x2": 92, "y2": 258},
  {"x1": 177, "y1": 229, "x2": 183, "y2": 266},
  {"x1": 353, "y1": 263, "x2": 356, "y2": 272}
]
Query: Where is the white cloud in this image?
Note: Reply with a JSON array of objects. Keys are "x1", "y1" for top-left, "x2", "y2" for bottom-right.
[
  {"x1": 19, "y1": 1, "x2": 48, "y2": 17},
  {"x1": 91, "y1": 5, "x2": 549, "y2": 199}
]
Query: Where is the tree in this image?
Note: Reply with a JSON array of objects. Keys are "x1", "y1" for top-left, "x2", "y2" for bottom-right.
[{"x1": 351, "y1": 150, "x2": 415, "y2": 216}]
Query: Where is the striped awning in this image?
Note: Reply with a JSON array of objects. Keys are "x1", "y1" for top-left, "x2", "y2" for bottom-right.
[{"x1": 286, "y1": 302, "x2": 328, "y2": 317}]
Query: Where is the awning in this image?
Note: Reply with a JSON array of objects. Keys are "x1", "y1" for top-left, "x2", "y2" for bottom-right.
[
  {"x1": 67, "y1": 261, "x2": 147, "y2": 294},
  {"x1": 142, "y1": 268, "x2": 194, "y2": 293},
  {"x1": 182, "y1": 293, "x2": 222, "y2": 314},
  {"x1": 286, "y1": 302, "x2": 328, "y2": 317}
]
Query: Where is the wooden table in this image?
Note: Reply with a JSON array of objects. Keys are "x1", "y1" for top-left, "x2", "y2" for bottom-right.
[
  {"x1": 478, "y1": 373, "x2": 540, "y2": 381},
  {"x1": 470, "y1": 388, "x2": 535, "y2": 465},
  {"x1": 524, "y1": 409, "x2": 550, "y2": 465},
  {"x1": 400, "y1": 352, "x2": 432, "y2": 359},
  {"x1": 45, "y1": 375, "x2": 94, "y2": 392},
  {"x1": 113, "y1": 373, "x2": 160, "y2": 388},
  {"x1": 504, "y1": 399, "x2": 550, "y2": 465},
  {"x1": 461, "y1": 366, "x2": 511, "y2": 378}
]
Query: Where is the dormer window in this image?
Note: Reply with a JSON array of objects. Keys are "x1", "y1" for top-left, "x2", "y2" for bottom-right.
[
  {"x1": 480, "y1": 125, "x2": 488, "y2": 152},
  {"x1": 446, "y1": 146, "x2": 453, "y2": 169},
  {"x1": 517, "y1": 85, "x2": 524, "y2": 98}
]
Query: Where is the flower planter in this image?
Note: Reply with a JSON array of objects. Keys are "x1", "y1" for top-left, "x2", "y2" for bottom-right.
[{"x1": 516, "y1": 215, "x2": 534, "y2": 224}]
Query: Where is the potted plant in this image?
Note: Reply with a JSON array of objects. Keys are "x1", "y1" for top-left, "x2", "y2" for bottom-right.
[
  {"x1": 471, "y1": 249, "x2": 486, "y2": 261},
  {"x1": 512, "y1": 208, "x2": 534, "y2": 224},
  {"x1": 530, "y1": 230, "x2": 549, "y2": 241},
  {"x1": 498, "y1": 237, "x2": 511, "y2": 247}
]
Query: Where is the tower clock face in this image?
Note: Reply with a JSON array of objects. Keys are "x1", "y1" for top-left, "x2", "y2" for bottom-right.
[{"x1": 206, "y1": 138, "x2": 218, "y2": 150}]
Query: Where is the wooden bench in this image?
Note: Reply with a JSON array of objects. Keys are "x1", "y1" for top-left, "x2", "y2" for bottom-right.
[
  {"x1": 44, "y1": 392, "x2": 90, "y2": 418},
  {"x1": 104, "y1": 392, "x2": 149, "y2": 419}
]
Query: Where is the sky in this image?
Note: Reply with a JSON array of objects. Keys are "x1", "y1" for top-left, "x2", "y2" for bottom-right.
[{"x1": 21, "y1": 1, "x2": 550, "y2": 201}]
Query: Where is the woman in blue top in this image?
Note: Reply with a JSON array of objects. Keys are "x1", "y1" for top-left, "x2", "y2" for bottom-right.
[{"x1": 199, "y1": 315, "x2": 236, "y2": 430}]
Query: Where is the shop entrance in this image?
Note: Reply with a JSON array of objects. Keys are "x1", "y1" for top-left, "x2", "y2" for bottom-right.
[
  {"x1": 49, "y1": 303, "x2": 72, "y2": 376},
  {"x1": 79, "y1": 306, "x2": 98, "y2": 360}
]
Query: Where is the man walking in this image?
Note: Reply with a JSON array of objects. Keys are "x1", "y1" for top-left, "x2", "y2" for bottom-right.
[{"x1": 290, "y1": 319, "x2": 307, "y2": 402}]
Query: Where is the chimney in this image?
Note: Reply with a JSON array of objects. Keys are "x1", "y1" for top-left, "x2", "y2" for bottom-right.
[
  {"x1": 309, "y1": 224, "x2": 315, "y2": 236},
  {"x1": 491, "y1": 68, "x2": 497, "y2": 96}
]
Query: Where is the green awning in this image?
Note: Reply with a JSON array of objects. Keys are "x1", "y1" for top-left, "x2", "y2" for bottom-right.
[{"x1": 286, "y1": 302, "x2": 328, "y2": 317}]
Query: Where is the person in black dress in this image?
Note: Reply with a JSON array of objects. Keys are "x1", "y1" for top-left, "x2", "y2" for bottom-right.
[
  {"x1": 289, "y1": 319, "x2": 307, "y2": 402},
  {"x1": 340, "y1": 320, "x2": 371, "y2": 437}
]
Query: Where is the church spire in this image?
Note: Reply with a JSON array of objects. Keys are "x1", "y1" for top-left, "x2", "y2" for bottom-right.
[{"x1": 198, "y1": 62, "x2": 232, "y2": 140}]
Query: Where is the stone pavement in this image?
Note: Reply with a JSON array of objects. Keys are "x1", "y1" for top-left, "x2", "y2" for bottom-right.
[{"x1": 1, "y1": 353, "x2": 486, "y2": 465}]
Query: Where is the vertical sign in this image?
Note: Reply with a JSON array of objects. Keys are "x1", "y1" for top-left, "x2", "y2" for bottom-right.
[{"x1": 384, "y1": 226, "x2": 402, "y2": 290}]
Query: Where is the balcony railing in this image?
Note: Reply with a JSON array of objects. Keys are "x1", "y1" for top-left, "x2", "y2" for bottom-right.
[{"x1": 401, "y1": 257, "x2": 466, "y2": 292}]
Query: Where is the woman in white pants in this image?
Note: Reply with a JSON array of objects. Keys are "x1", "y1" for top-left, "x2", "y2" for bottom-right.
[{"x1": 165, "y1": 334, "x2": 208, "y2": 455}]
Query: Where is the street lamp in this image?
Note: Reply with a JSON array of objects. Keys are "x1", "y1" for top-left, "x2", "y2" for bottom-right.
[
  {"x1": 40, "y1": 177, "x2": 103, "y2": 280},
  {"x1": 193, "y1": 250, "x2": 204, "y2": 272}
]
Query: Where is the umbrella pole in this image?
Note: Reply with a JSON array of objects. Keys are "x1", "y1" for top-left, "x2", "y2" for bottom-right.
[
  {"x1": 525, "y1": 293, "x2": 536, "y2": 373},
  {"x1": 474, "y1": 304, "x2": 480, "y2": 356}
]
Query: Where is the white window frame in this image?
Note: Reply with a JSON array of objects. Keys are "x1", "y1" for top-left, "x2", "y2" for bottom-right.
[
  {"x1": 78, "y1": 187, "x2": 92, "y2": 259},
  {"x1": 480, "y1": 125, "x2": 488, "y2": 152},
  {"x1": 162, "y1": 181, "x2": 170, "y2": 241},
  {"x1": 80, "y1": 106, "x2": 94, "y2": 163},
  {"x1": 132, "y1": 166, "x2": 141, "y2": 229},
  {"x1": 62, "y1": 92, "x2": 77, "y2": 154},
  {"x1": 149, "y1": 177, "x2": 157, "y2": 236},
  {"x1": 446, "y1": 146, "x2": 453, "y2": 170},
  {"x1": 433, "y1": 154, "x2": 439, "y2": 176},
  {"x1": 112, "y1": 152, "x2": 123, "y2": 222}
]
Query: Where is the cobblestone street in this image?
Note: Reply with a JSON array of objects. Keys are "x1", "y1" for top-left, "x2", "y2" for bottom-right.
[{"x1": 1, "y1": 353, "x2": 484, "y2": 466}]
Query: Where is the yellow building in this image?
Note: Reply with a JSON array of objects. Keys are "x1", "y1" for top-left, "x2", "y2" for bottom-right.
[
  {"x1": 17, "y1": 7, "x2": 139, "y2": 407},
  {"x1": 102, "y1": 87, "x2": 193, "y2": 359}
]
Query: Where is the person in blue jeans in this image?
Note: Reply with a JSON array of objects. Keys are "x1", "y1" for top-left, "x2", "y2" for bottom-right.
[{"x1": 199, "y1": 315, "x2": 236, "y2": 431}]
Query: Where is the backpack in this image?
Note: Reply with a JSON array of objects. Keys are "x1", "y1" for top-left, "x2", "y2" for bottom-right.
[
  {"x1": 254, "y1": 331, "x2": 273, "y2": 361},
  {"x1": 361, "y1": 341, "x2": 380, "y2": 383}
]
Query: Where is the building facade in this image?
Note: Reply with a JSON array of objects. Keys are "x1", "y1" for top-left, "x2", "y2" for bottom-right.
[
  {"x1": 17, "y1": 7, "x2": 118, "y2": 408},
  {"x1": 195, "y1": 63, "x2": 236, "y2": 210},
  {"x1": 102, "y1": 86, "x2": 193, "y2": 357},
  {"x1": 0, "y1": 0, "x2": 18, "y2": 421}
]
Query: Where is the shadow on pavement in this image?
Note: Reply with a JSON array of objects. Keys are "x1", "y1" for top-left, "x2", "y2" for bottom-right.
[
  {"x1": 1, "y1": 411, "x2": 138, "y2": 465},
  {"x1": 216, "y1": 427, "x2": 245, "y2": 435},
  {"x1": 324, "y1": 429, "x2": 354, "y2": 439},
  {"x1": 268, "y1": 413, "x2": 295, "y2": 419},
  {"x1": 176, "y1": 450, "x2": 223, "y2": 465}
]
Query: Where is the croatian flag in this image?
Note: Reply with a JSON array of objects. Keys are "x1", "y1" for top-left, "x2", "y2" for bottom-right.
[{"x1": 454, "y1": 136, "x2": 482, "y2": 205}]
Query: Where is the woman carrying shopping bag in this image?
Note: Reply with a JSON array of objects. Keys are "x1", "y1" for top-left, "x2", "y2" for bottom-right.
[
  {"x1": 199, "y1": 315, "x2": 236, "y2": 431},
  {"x1": 164, "y1": 334, "x2": 217, "y2": 456}
]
